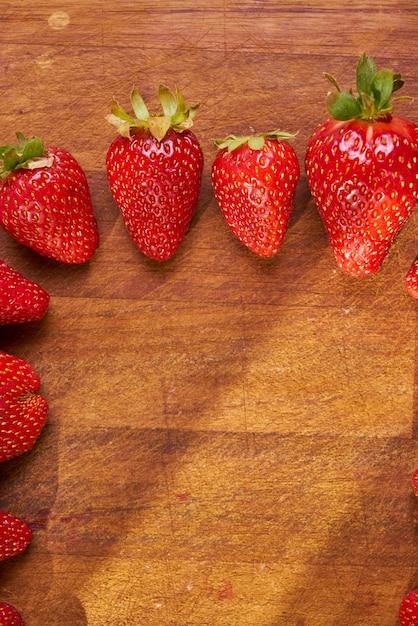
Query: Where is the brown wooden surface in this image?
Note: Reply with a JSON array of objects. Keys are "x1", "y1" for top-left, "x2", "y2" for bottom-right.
[{"x1": 0, "y1": 2, "x2": 417, "y2": 625}]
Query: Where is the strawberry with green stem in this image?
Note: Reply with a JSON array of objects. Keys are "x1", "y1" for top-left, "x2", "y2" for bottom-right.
[
  {"x1": 0, "y1": 351, "x2": 48, "y2": 463},
  {"x1": 0, "y1": 133, "x2": 99, "y2": 264},
  {"x1": 211, "y1": 130, "x2": 300, "y2": 257},
  {"x1": 305, "y1": 53, "x2": 418, "y2": 276},
  {"x1": 0, "y1": 259, "x2": 49, "y2": 324},
  {"x1": 106, "y1": 85, "x2": 204, "y2": 261}
]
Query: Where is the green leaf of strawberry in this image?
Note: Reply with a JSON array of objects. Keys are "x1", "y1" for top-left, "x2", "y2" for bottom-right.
[
  {"x1": 105, "y1": 85, "x2": 203, "y2": 261},
  {"x1": 326, "y1": 52, "x2": 410, "y2": 122},
  {"x1": 0, "y1": 511, "x2": 32, "y2": 561},
  {"x1": 0, "y1": 259, "x2": 49, "y2": 325},
  {"x1": 0, "y1": 133, "x2": 99, "y2": 264},
  {"x1": 305, "y1": 54, "x2": 418, "y2": 276},
  {"x1": 212, "y1": 130, "x2": 300, "y2": 258},
  {"x1": 0, "y1": 602, "x2": 25, "y2": 625},
  {"x1": 0, "y1": 351, "x2": 48, "y2": 463}
]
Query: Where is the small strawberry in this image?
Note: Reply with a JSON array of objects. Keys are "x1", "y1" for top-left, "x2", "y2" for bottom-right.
[
  {"x1": 0, "y1": 133, "x2": 99, "y2": 264},
  {"x1": 106, "y1": 85, "x2": 204, "y2": 261},
  {"x1": 0, "y1": 602, "x2": 25, "y2": 625},
  {"x1": 0, "y1": 259, "x2": 49, "y2": 324},
  {"x1": 405, "y1": 255, "x2": 418, "y2": 299},
  {"x1": 0, "y1": 511, "x2": 31, "y2": 561},
  {"x1": 211, "y1": 131, "x2": 300, "y2": 257},
  {"x1": 400, "y1": 589, "x2": 418, "y2": 625},
  {"x1": 305, "y1": 53, "x2": 418, "y2": 276},
  {"x1": 0, "y1": 351, "x2": 48, "y2": 463}
]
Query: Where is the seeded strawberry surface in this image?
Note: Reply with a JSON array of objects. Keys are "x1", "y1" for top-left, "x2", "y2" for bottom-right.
[
  {"x1": 400, "y1": 589, "x2": 418, "y2": 625},
  {"x1": 0, "y1": 147, "x2": 99, "y2": 264},
  {"x1": 106, "y1": 128, "x2": 203, "y2": 261},
  {"x1": 0, "y1": 259, "x2": 49, "y2": 325},
  {"x1": 306, "y1": 116, "x2": 418, "y2": 275},
  {"x1": 0, "y1": 602, "x2": 25, "y2": 625},
  {"x1": 212, "y1": 136, "x2": 300, "y2": 257},
  {"x1": 0, "y1": 511, "x2": 32, "y2": 561},
  {"x1": 0, "y1": 351, "x2": 48, "y2": 463},
  {"x1": 405, "y1": 255, "x2": 418, "y2": 299}
]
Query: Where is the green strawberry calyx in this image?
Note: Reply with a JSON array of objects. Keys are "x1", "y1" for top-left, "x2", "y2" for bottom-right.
[
  {"x1": 0, "y1": 133, "x2": 53, "y2": 179},
  {"x1": 325, "y1": 53, "x2": 412, "y2": 122},
  {"x1": 214, "y1": 129, "x2": 297, "y2": 152},
  {"x1": 106, "y1": 85, "x2": 200, "y2": 142}
]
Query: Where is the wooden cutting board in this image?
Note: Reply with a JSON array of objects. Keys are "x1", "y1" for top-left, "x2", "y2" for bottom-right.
[{"x1": 0, "y1": 1, "x2": 417, "y2": 624}]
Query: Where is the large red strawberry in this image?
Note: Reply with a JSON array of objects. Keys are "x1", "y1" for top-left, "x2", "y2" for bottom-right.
[
  {"x1": 0, "y1": 259, "x2": 49, "y2": 324},
  {"x1": 405, "y1": 255, "x2": 418, "y2": 299},
  {"x1": 0, "y1": 511, "x2": 31, "y2": 561},
  {"x1": 106, "y1": 85, "x2": 204, "y2": 261},
  {"x1": 0, "y1": 351, "x2": 48, "y2": 463},
  {"x1": 400, "y1": 589, "x2": 418, "y2": 624},
  {"x1": 305, "y1": 54, "x2": 418, "y2": 276},
  {"x1": 0, "y1": 133, "x2": 99, "y2": 264},
  {"x1": 0, "y1": 602, "x2": 25, "y2": 625},
  {"x1": 211, "y1": 131, "x2": 300, "y2": 257}
]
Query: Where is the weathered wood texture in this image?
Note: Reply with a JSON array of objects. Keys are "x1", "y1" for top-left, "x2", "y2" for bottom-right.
[{"x1": 0, "y1": 2, "x2": 417, "y2": 625}]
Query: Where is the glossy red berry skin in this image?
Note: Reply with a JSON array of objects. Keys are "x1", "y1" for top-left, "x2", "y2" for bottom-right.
[
  {"x1": 212, "y1": 138, "x2": 300, "y2": 257},
  {"x1": 305, "y1": 116, "x2": 418, "y2": 276},
  {"x1": 106, "y1": 128, "x2": 203, "y2": 261}
]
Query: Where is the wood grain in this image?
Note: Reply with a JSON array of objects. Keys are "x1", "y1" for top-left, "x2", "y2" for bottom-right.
[{"x1": 0, "y1": 1, "x2": 417, "y2": 624}]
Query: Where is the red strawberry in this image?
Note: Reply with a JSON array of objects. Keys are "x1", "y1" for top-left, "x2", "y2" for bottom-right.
[
  {"x1": 412, "y1": 468, "x2": 418, "y2": 522},
  {"x1": 0, "y1": 351, "x2": 48, "y2": 463},
  {"x1": 106, "y1": 85, "x2": 203, "y2": 261},
  {"x1": 211, "y1": 131, "x2": 300, "y2": 257},
  {"x1": 0, "y1": 259, "x2": 49, "y2": 324},
  {"x1": 400, "y1": 589, "x2": 418, "y2": 625},
  {"x1": 0, "y1": 602, "x2": 25, "y2": 625},
  {"x1": 0, "y1": 511, "x2": 31, "y2": 561},
  {"x1": 405, "y1": 255, "x2": 418, "y2": 299},
  {"x1": 305, "y1": 54, "x2": 418, "y2": 276},
  {"x1": 0, "y1": 133, "x2": 99, "y2": 264}
]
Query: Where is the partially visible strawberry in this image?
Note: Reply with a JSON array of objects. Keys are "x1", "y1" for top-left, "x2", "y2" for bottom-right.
[
  {"x1": 400, "y1": 589, "x2": 418, "y2": 625},
  {"x1": 305, "y1": 53, "x2": 418, "y2": 276},
  {"x1": 0, "y1": 511, "x2": 31, "y2": 561},
  {"x1": 106, "y1": 85, "x2": 203, "y2": 261},
  {"x1": 0, "y1": 259, "x2": 49, "y2": 325},
  {"x1": 211, "y1": 131, "x2": 300, "y2": 257},
  {"x1": 0, "y1": 351, "x2": 48, "y2": 463},
  {"x1": 405, "y1": 255, "x2": 418, "y2": 299},
  {"x1": 0, "y1": 602, "x2": 25, "y2": 625},
  {"x1": 412, "y1": 468, "x2": 418, "y2": 522},
  {"x1": 0, "y1": 133, "x2": 99, "y2": 264}
]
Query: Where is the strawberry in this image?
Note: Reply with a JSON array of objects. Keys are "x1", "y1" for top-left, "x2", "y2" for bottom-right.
[
  {"x1": 412, "y1": 468, "x2": 418, "y2": 521},
  {"x1": 0, "y1": 511, "x2": 31, "y2": 561},
  {"x1": 400, "y1": 589, "x2": 418, "y2": 625},
  {"x1": 0, "y1": 602, "x2": 25, "y2": 625},
  {"x1": 305, "y1": 53, "x2": 418, "y2": 276},
  {"x1": 0, "y1": 351, "x2": 48, "y2": 463},
  {"x1": 106, "y1": 85, "x2": 203, "y2": 261},
  {"x1": 405, "y1": 255, "x2": 418, "y2": 299},
  {"x1": 412, "y1": 468, "x2": 418, "y2": 497},
  {"x1": 211, "y1": 131, "x2": 300, "y2": 257},
  {"x1": 0, "y1": 259, "x2": 49, "y2": 324},
  {"x1": 0, "y1": 133, "x2": 99, "y2": 264}
]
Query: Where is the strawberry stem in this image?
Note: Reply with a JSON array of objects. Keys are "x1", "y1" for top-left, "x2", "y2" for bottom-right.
[
  {"x1": 214, "y1": 129, "x2": 298, "y2": 152},
  {"x1": 0, "y1": 133, "x2": 53, "y2": 179},
  {"x1": 325, "y1": 53, "x2": 412, "y2": 122},
  {"x1": 106, "y1": 85, "x2": 199, "y2": 141}
]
